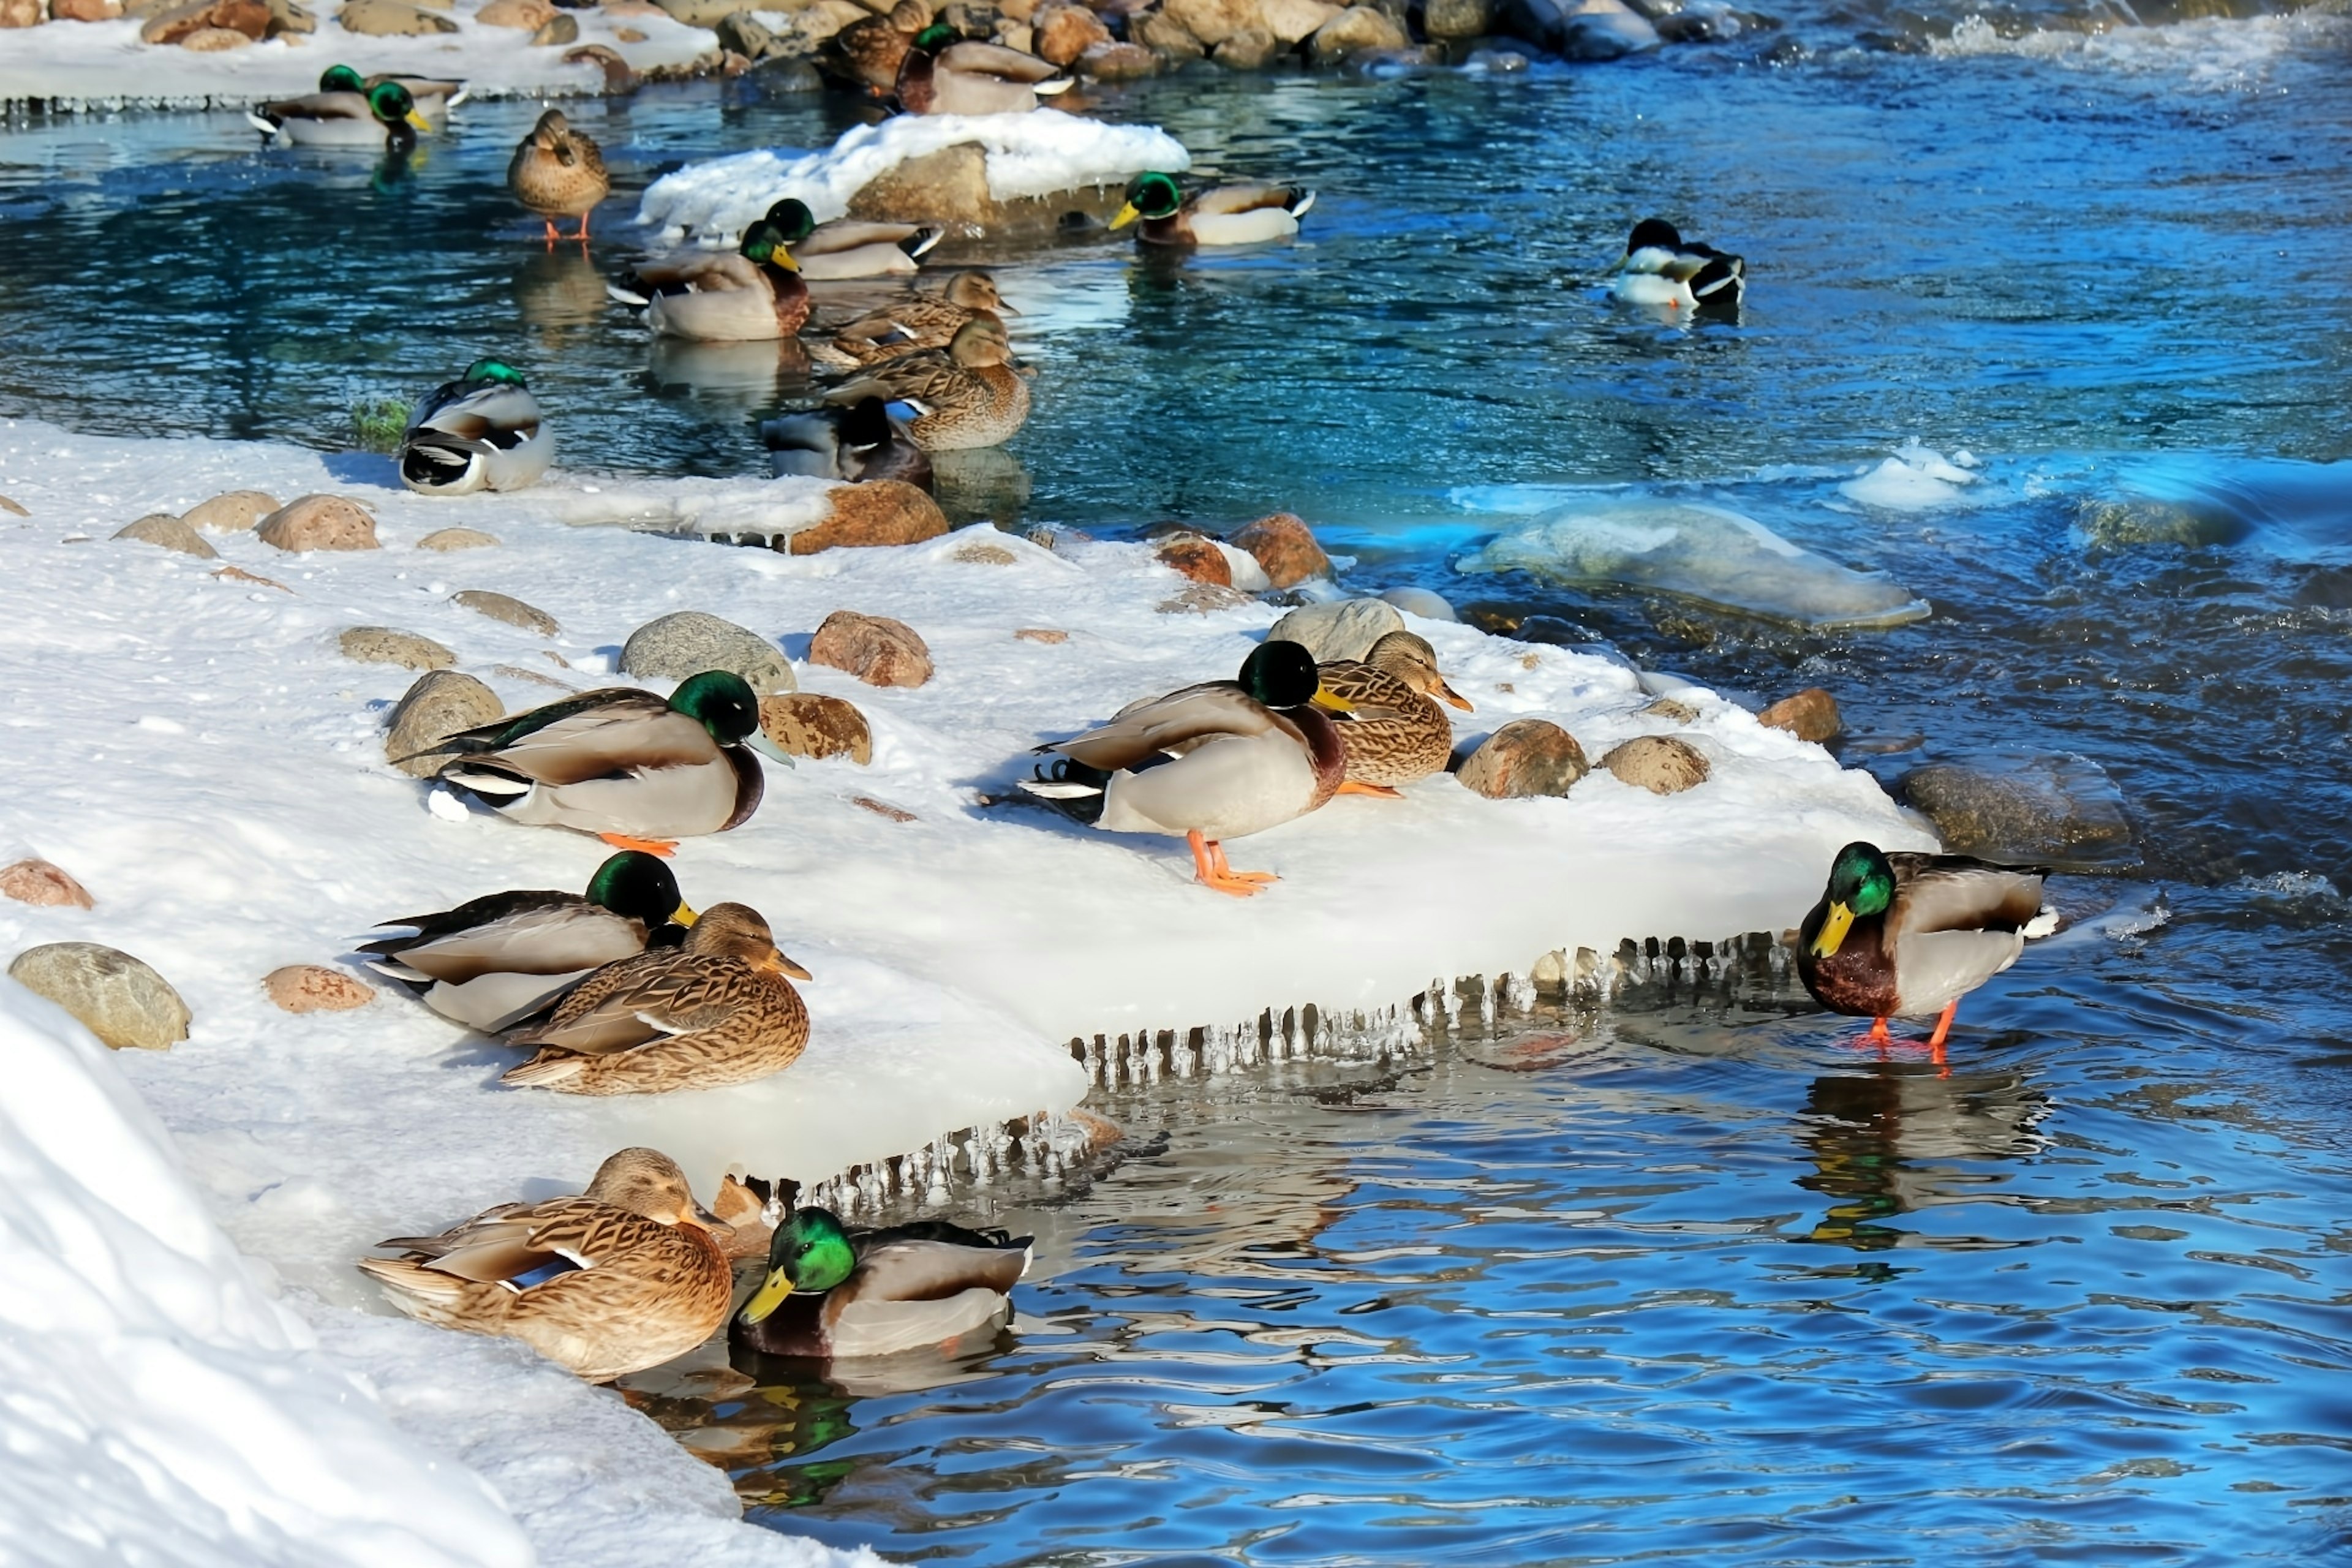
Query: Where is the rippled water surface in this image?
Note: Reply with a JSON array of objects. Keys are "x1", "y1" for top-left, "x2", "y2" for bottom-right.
[{"x1": 7, "y1": 17, "x2": 2352, "y2": 1562}]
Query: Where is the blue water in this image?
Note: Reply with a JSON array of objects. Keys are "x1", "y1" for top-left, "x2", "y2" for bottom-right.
[{"x1": 8, "y1": 18, "x2": 2352, "y2": 1561}]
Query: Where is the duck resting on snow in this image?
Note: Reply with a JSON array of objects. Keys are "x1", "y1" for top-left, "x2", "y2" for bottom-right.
[
  {"x1": 733, "y1": 1205, "x2": 1033, "y2": 1360},
  {"x1": 1797, "y1": 840, "x2": 2055, "y2": 1052},
  {"x1": 1110, "y1": 172, "x2": 1316, "y2": 247},
  {"x1": 1610, "y1": 217, "x2": 1745, "y2": 316},
  {"x1": 398, "y1": 357, "x2": 551, "y2": 496},
  {"x1": 1314, "y1": 631, "x2": 1474, "y2": 791}
]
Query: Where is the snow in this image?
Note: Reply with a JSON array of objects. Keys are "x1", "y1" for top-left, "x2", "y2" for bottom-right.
[
  {"x1": 0, "y1": 0, "x2": 718, "y2": 111},
  {"x1": 1837, "y1": 444, "x2": 1983, "y2": 511},
  {"x1": 635, "y1": 112, "x2": 1193, "y2": 243}
]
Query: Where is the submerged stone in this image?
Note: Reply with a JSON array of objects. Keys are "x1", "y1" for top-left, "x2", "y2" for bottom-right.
[{"x1": 1897, "y1": 750, "x2": 2136, "y2": 870}]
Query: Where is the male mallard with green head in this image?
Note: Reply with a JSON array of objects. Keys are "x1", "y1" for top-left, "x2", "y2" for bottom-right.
[
  {"x1": 317, "y1": 63, "x2": 467, "y2": 118},
  {"x1": 1110, "y1": 172, "x2": 1316, "y2": 247},
  {"x1": 732, "y1": 1207, "x2": 1031, "y2": 1360},
  {"x1": 398, "y1": 358, "x2": 552, "y2": 496},
  {"x1": 247, "y1": 80, "x2": 431, "y2": 149},
  {"x1": 611, "y1": 222, "x2": 809, "y2": 342},
  {"x1": 762, "y1": 197, "x2": 943, "y2": 281},
  {"x1": 893, "y1": 23, "x2": 1072, "y2": 115}
]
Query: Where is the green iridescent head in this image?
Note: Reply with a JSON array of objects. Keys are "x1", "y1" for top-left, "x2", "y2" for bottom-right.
[
  {"x1": 1123, "y1": 172, "x2": 1183, "y2": 222},
  {"x1": 1236, "y1": 640, "x2": 1318, "y2": 709},
  {"x1": 737, "y1": 1207, "x2": 859, "y2": 1324},
  {"x1": 366, "y1": 80, "x2": 421, "y2": 129},
  {"x1": 667, "y1": 670, "x2": 760, "y2": 745},
  {"x1": 912, "y1": 21, "x2": 959, "y2": 51},
  {"x1": 319, "y1": 64, "x2": 366, "y2": 93},
  {"x1": 462, "y1": 357, "x2": 527, "y2": 387},
  {"x1": 584, "y1": 850, "x2": 693, "y2": 932},
  {"x1": 1810, "y1": 841, "x2": 1896, "y2": 959},
  {"x1": 737, "y1": 221, "x2": 801, "y2": 273},
  {"x1": 761, "y1": 198, "x2": 816, "y2": 244}
]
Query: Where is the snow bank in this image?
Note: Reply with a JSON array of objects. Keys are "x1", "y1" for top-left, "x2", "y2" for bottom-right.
[
  {"x1": 635, "y1": 112, "x2": 1192, "y2": 243},
  {"x1": 0, "y1": 983, "x2": 530, "y2": 1568},
  {"x1": 0, "y1": 0, "x2": 715, "y2": 111}
]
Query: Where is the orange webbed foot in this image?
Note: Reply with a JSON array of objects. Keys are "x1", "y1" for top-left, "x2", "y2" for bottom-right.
[
  {"x1": 1189, "y1": 831, "x2": 1273, "y2": 897},
  {"x1": 598, "y1": 832, "x2": 679, "y2": 858},
  {"x1": 1334, "y1": 781, "x2": 1405, "y2": 798}
]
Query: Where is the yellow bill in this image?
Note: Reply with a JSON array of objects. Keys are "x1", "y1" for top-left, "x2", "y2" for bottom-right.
[
  {"x1": 1811, "y1": 900, "x2": 1854, "y2": 959},
  {"x1": 1109, "y1": 202, "x2": 1140, "y2": 231},
  {"x1": 738, "y1": 1267, "x2": 794, "y2": 1325},
  {"x1": 671, "y1": 902, "x2": 699, "y2": 928},
  {"x1": 405, "y1": 110, "x2": 433, "y2": 132}
]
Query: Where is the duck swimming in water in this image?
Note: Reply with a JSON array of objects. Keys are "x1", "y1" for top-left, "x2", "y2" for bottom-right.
[{"x1": 1610, "y1": 217, "x2": 1745, "y2": 316}]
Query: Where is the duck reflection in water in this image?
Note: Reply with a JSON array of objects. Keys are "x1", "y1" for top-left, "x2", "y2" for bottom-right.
[
  {"x1": 513, "y1": 247, "x2": 611, "y2": 330},
  {"x1": 1796, "y1": 1060, "x2": 2048, "y2": 1251}
]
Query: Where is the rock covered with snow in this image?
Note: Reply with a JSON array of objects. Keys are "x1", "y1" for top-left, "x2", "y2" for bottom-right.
[{"x1": 1268, "y1": 597, "x2": 1405, "y2": 662}]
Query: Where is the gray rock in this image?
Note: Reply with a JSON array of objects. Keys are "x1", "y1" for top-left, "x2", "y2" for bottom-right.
[
  {"x1": 1497, "y1": 0, "x2": 1561, "y2": 46},
  {"x1": 385, "y1": 670, "x2": 503, "y2": 777},
  {"x1": 650, "y1": 0, "x2": 741, "y2": 23},
  {"x1": 714, "y1": 7, "x2": 773, "y2": 52},
  {"x1": 9, "y1": 942, "x2": 190, "y2": 1050},
  {"x1": 451, "y1": 589, "x2": 560, "y2": 637},
  {"x1": 340, "y1": 627, "x2": 456, "y2": 671},
  {"x1": 1559, "y1": 0, "x2": 1657, "y2": 56},
  {"x1": 531, "y1": 10, "x2": 577, "y2": 40},
  {"x1": 113, "y1": 513, "x2": 219, "y2": 558},
  {"x1": 2075, "y1": 496, "x2": 2246, "y2": 549},
  {"x1": 1379, "y1": 586, "x2": 1458, "y2": 622},
  {"x1": 1456, "y1": 719, "x2": 1588, "y2": 798},
  {"x1": 1266, "y1": 597, "x2": 1407, "y2": 663},
  {"x1": 1601, "y1": 734, "x2": 1709, "y2": 794},
  {"x1": 620, "y1": 610, "x2": 795, "y2": 694},
  {"x1": 1423, "y1": 0, "x2": 1492, "y2": 33},
  {"x1": 1897, "y1": 752, "x2": 2134, "y2": 869}
]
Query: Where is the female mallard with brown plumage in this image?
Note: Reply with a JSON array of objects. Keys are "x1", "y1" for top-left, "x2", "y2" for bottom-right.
[
  {"x1": 733, "y1": 1207, "x2": 1032, "y2": 1360},
  {"x1": 500, "y1": 903, "x2": 813, "y2": 1095},
  {"x1": 611, "y1": 222, "x2": 808, "y2": 342},
  {"x1": 1022, "y1": 641, "x2": 1352, "y2": 897},
  {"x1": 357, "y1": 1147, "x2": 734, "y2": 1383},
  {"x1": 820, "y1": 0, "x2": 931, "y2": 94},
  {"x1": 1798, "y1": 841, "x2": 2054, "y2": 1049},
  {"x1": 1110, "y1": 172, "x2": 1316, "y2": 247},
  {"x1": 761, "y1": 197, "x2": 943, "y2": 281},
  {"x1": 822, "y1": 314, "x2": 1028, "y2": 451},
  {"x1": 893, "y1": 23, "x2": 1072, "y2": 115},
  {"x1": 1314, "y1": 631, "x2": 1474, "y2": 792},
  {"x1": 508, "y1": 109, "x2": 609, "y2": 245},
  {"x1": 806, "y1": 270, "x2": 1014, "y2": 370}
]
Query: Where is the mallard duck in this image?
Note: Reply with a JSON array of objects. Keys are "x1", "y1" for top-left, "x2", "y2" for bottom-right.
[
  {"x1": 418, "y1": 670, "x2": 771, "y2": 854},
  {"x1": 893, "y1": 24, "x2": 1072, "y2": 115},
  {"x1": 1110, "y1": 172, "x2": 1316, "y2": 247},
  {"x1": 316, "y1": 63, "x2": 466, "y2": 118},
  {"x1": 733, "y1": 1207, "x2": 1031, "y2": 1360},
  {"x1": 500, "y1": 902, "x2": 813, "y2": 1095},
  {"x1": 357, "y1": 1147, "x2": 733, "y2": 1383},
  {"x1": 760, "y1": 396, "x2": 934, "y2": 489},
  {"x1": 1313, "y1": 630, "x2": 1473, "y2": 791},
  {"x1": 247, "y1": 80, "x2": 430, "y2": 149},
  {"x1": 821, "y1": 314, "x2": 1027, "y2": 451},
  {"x1": 510, "y1": 109, "x2": 610, "y2": 246},
  {"x1": 1611, "y1": 217, "x2": 1744, "y2": 315},
  {"x1": 358, "y1": 850, "x2": 695, "y2": 1033},
  {"x1": 805, "y1": 270, "x2": 1014, "y2": 371},
  {"x1": 1022, "y1": 641, "x2": 1351, "y2": 896},
  {"x1": 821, "y1": 0, "x2": 930, "y2": 94},
  {"x1": 762, "y1": 197, "x2": 942, "y2": 282},
  {"x1": 397, "y1": 357, "x2": 552, "y2": 496},
  {"x1": 1798, "y1": 842, "x2": 2052, "y2": 1049},
  {"x1": 611, "y1": 222, "x2": 809, "y2": 342}
]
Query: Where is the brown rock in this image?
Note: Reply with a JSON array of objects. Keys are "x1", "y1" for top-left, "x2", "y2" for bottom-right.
[
  {"x1": 183, "y1": 489, "x2": 279, "y2": 532},
  {"x1": 113, "y1": 514, "x2": 219, "y2": 558},
  {"x1": 1228, "y1": 511, "x2": 1330, "y2": 588},
  {"x1": 336, "y1": 0, "x2": 457, "y2": 32},
  {"x1": 211, "y1": 565, "x2": 292, "y2": 593},
  {"x1": 1258, "y1": 0, "x2": 1334, "y2": 38},
  {"x1": 257, "y1": 494, "x2": 379, "y2": 552},
  {"x1": 51, "y1": 0, "x2": 122, "y2": 18},
  {"x1": 140, "y1": 0, "x2": 266, "y2": 37},
  {"x1": 758, "y1": 692, "x2": 874, "y2": 764},
  {"x1": 1422, "y1": 0, "x2": 1489, "y2": 32},
  {"x1": 1156, "y1": 535, "x2": 1232, "y2": 587},
  {"x1": 1212, "y1": 23, "x2": 1277, "y2": 62},
  {"x1": 786, "y1": 480, "x2": 949, "y2": 555},
  {"x1": 0, "y1": 493, "x2": 27, "y2": 516},
  {"x1": 809, "y1": 610, "x2": 933, "y2": 688},
  {"x1": 613, "y1": 22, "x2": 646, "y2": 36},
  {"x1": 1030, "y1": 0, "x2": 1106, "y2": 59},
  {"x1": 1156, "y1": 581, "x2": 1254, "y2": 614},
  {"x1": 564, "y1": 42, "x2": 643, "y2": 90},
  {"x1": 264, "y1": 964, "x2": 375, "y2": 1013},
  {"x1": 712, "y1": 1175, "x2": 775, "y2": 1261},
  {"x1": 1757, "y1": 687, "x2": 1842, "y2": 744},
  {"x1": 8, "y1": 943, "x2": 189, "y2": 1051},
  {"x1": 262, "y1": 0, "x2": 314, "y2": 33},
  {"x1": 339, "y1": 627, "x2": 455, "y2": 671},
  {"x1": 179, "y1": 23, "x2": 254, "y2": 43},
  {"x1": 416, "y1": 526, "x2": 500, "y2": 551},
  {"x1": 1076, "y1": 37, "x2": 1160, "y2": 74},
  {"x1": 851, "y1": 795, "x2": 916, "y2": 822},
  {"x1": 1455, "y1": 719, "x2": 1588, "y2": 799},
  {"x1": 477, "y1": 0, "x2": 553, "y2": 24},
  {"x1": 0, "y1": 859, "x2": 94, "y2": 909},
  {"x1": 451, "y1": 589, "x2": 560, "y2": 637},
  {"x1": 0, "y1": 0, "x2": 44, "y2": 21},
  {"x1": 385, "y1": 670, "x2": 503, "y2": 776},
  {"x1": 993, "y1": 20, "x2": 1030, "y2": 48},
  {"x1": 1129, "y1": 8, "x2": 1203, "y2": 53},
  {"x1": 1601, "y1": 734, "x2": 1711, "y2": 795},
  {"x1": 1165, "y1": 0, "x2": 1258, "y2": 42},
  {"x1": 1306, "y1": 2, "x2": 1403, "y2": 57},
  {"x1": 1014, "y1": 627, "x2": 1068, "y2": 643},
  {"x1": 532, "y1": 9, "x2": 577, "y2": 39}
]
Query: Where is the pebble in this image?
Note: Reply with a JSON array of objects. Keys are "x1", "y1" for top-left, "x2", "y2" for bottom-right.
[
  {"x1": 1156, "y1": 582, "x2": 1254, "y2": 615},
  {"x1": 8, "y1": 942, "x2": 190, "y2": 1051},
  {"x1": 1379, "y1": 586, "x2": 1458, "y2": 622},
  {"x1": 491, "y1": 663, "x2": 573, "y2": 690},
  {"x1": 1601, "y1": 734, "x2": 1711, "y2": 795},
  {"x1": 810, "y1": 610, "x2": 933, "y2": 688},
  {"x1": 1267, "y1": 597, "x2": 1406, "y2": 662},
  {"x1": 851, "y1": 795, "x2": 917, "y2": 822},
  {"x1": 1896, "y1": 752, "x2": 2133, "y2": 867},
  {"x1": 113, "y1": 513, "x2": 217, "y2": 558},
  {"x1": 1455, "y1": 719, "x2": 1589, "y2": 799},
  {"x1": 385, "y1": 670, "x2": 503, "y2": 777},
  {"x1": 0, "y1": 494, "x2": 27, "y2": 517},
  {"x1": 0, "y1": 859, "x2": 94, "y2": 909},
  {"x1": 334, "y1": 0, "x2": 457, "y2": 31},
  {"x1": 620, "y1": 611, "x2": 795, "y2": 695},
  {"x1": 475, "y1": 0, "x2": 551, "y2": 26},
  {"x1": 451, "y1": 589, "x2": 560, "y2": 637},
  {"x1": 1015, "y1": 628, "x2": 1069, "y2": 644},
  {"x1": 415, "y1": 526, "x2": 500, "y2": 552},
  {"x1": 1033, "y1": 1, "x2": 1110, "y2": 61},
  {"x1": 786, "y1": 479, "x2": 948, "y2": 556},
  {"x1": 1228, "y1": 511, "x2": 1332, "y2": 588},
  {"x1": 340, "y1": 627, "x2": 455, "y2": 671},
  {"x1": 951, "y1": 541, "x2": 1019, "y2": 565},
  {"x1": 758, "y1": 693, "x2": 875, "y2": 764},
  {"x1": 1156, "y1": 535, "x2": 1233, "y2": 587},
  {"x1": 182, "y1": 489, "x2": 279, "y2": 532},
  {"x1": 264, "y1": 964, "x2": 376, "y2": 1013},
  {"x1": 1757, "y1": 687, "x2": 1842, "y2": 744},
  {"x1": 257, "y1": 494, "x2": 379, "y2": 552},
  {"x1": 1643, "y1": 696, "x2": 1698, "y2": 724}
]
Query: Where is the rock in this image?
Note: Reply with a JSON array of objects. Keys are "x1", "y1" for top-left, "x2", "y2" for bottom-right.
[
  {"x1": 650, "y1": 0, "x2": 742, "y2": 23},
  {"x1": 1757, "y1": 687, "x2": 1842, "y2": 744},
  {"x1": 178, "y1": 21, "x2": 254, "y2": 42},
  {"x1": 138, "y1": 0, "x2": 266, "y2": 40},
  {"x1": 1422, "y1": 0, "x2": 1488, "y2": 33},
  {"x1": 183, "y1": 489, "x2": 279, "y2": 532},
  {"x1": 0, "y1": 0, "x2": 42, "y2": 18},
  {"x1": 262, "y1": 0, "x2": 314, "y2": 32},
  {"x1": 8, "y1": 943, "x2": 190, "y2": 1051},
  {"x1": 1228, "y1": 511, "x2": 1331, "y2": 588},
  {"x1": 1559, "y1": 0, "x2": 1657, "y2": 55},
  {"x1": 620, "y1": 611, "x2": 794, "y2": 694},
  {"x1": 256, "y1": 494, "x2": 379, "y2": 552},
  {"x1": 1379, "y1": 586, "x2": 1458, "y2": 622},
  {"x1": 1496, "y1": 0, "x2": 1559, "y2": 45},
  {"x1": 565, "y1": 42, "x2": 643, "y2": 90},
  {"x1": 787, "y1": 479, "x2": 949, "y2": 555},
  {"x1": 1165, "y1": 0, "x2": 1258, "y2": 43},
  {"x1": 2074, "y1": 496, "x2": 2245, "y2": 549},
  {"x1": 1896, "y1": 752, "x2": 2133, "y2": 867},
  {"x1": 477, "y1": 0, "x2": 551, "y2": 23},
  {"x1": 1306, "y1": 2, "x2": 1403, "y2": 59},
  {"x1": 385, "y1": 670, "x2": 503, "y2": 777},
  {"x1": 1601, "y1": 734, "x2": 1710, "y2": 795},
  {"x1": 1030, "y1": 1, "x2": 1107, "y2": 59},
  {"x1": 1643, "y1": 696, "x2": 1697, "y2": 723},
  {"x1": 1212, "y1": 23, "x2": 1277, "y2": 62},
  {"x1": 993, "y1": 18, "x2": 1030, "y2": 46},
  {"x1": 714, "y1": 7, "x2": 774, "y2": 50},
  {"x1": 843, "y1": 141, "x2": 1132, "y2": 235},
  {"x1": 757, "y1": 692, "x2": 873, "y2": 764},
  {"x1": 1077, "y1": 37, "x2": 1161, "y2": 74},
  {"x1": 530, "y1": 7, "x2": 575, "y2": 35},
  {"x1": 491, "y1": 663, "x2": 573, "y2": 690},
  {"x1": 0, "y1": 859, "x2": 94, "y2": 910},
  {"x1": 1456, "y1": 719, "x2": 1588, "y2": 799},
  {"x1": 1014, "y1": 627, "x2": 1068, "y2": 643},
  {"x1": 0, "y1": 494, "x2": 26, "y2": 516},
  {"x1": 264, "y1": 964, "x2": 375, "y2": 1013},
  {"x1": 809, "y1": 610, "x2": 933, "y2": 688},
  {"x1": 336, "y1": 0, "x2": 456, "y2": 31},
  {"x1": 1156, "y1": 535, "x2": 1232, "y2": 587},
  {"x1": 212, "y1": 565, "x2": 292, "y2": 593},
  {"x1": 1259, "y1": 0, "x2": 1332, "y2": 37},
  {"x1": 1156, "y1": 582, "x2": 1254, "y2": 614},
  {"x1": 613, "y1": 22, "x2": 646, "y2": 37},
  {"x1": 451, "y1": 589, "x2": 560, "y2": 637},
  {"x1": 851, "y1": 794, "x2": 916, "y2": 822},
  {"x1": 1266, "y1": 597, "x2": 1405, "y2": 662},
  {"x1": 1129, "y1": 8, "x2": 1204, "y2": 54},
  {"x1": 340, "y1": 627, "x2": 456, "y2": 671},
  {"x1": 113, "y1": 514, "x2": 218, "y2": 558},
  {"x1": 52, "y1": 0, "x2": 124, "y2": 19},
  {"x1": 416, "y1": 526, "x2": 500, "y2": 551}
]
